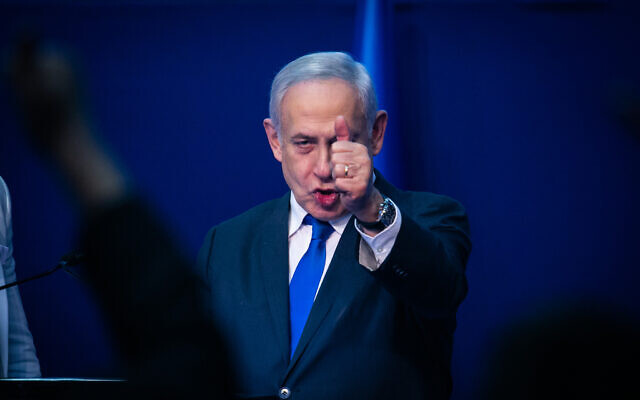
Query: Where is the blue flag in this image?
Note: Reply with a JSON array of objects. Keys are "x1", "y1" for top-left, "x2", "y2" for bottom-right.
[{"x1": 354, "y1": 0, "x2": 404, "y2": 187}]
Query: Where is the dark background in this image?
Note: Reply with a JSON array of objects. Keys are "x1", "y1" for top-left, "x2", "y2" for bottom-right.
[{"x1": 1, "y1": 1, "x2": 639, "y2": 398}]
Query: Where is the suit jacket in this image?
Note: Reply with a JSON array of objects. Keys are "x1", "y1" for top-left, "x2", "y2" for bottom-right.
[
  {"x1": 197, "y1": 173, "x2": 471, "y2": 399},
  {"x1": 0, "y1": 177, "x2": 41, "y2": 378}
]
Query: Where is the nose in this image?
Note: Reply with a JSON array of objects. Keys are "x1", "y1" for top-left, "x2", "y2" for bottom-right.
[{"x1": 313, "y1": 144, "x2": 332, "y2": 181}]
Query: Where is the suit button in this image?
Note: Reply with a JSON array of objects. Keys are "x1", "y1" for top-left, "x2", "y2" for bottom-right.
[{"x1": 279, "y1": 387, "x2": 291, "y2": 399}]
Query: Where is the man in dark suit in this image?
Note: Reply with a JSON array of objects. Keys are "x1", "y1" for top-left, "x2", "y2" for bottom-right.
[{"x1": 197, "y1": 52, "x2": 471, "y2": 399}]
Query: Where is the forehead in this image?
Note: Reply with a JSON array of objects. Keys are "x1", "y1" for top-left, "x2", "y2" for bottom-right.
[{"x1": 280, "y1": 78, "x2": 362, "y2": 130}]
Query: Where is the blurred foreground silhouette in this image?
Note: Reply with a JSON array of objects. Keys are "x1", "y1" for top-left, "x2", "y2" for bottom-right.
[
  {"x1": 8, "y1": 38, "x2": 230, "y2": 398},
  {"x1": 479, "y1": 302, "x2": 640, "y2": 400}
]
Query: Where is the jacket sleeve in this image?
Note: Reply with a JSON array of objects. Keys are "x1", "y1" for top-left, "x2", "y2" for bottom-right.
[
  {"x1": 0, "y1": 177, "x2": 41, "y2": 378},
  {"x1": 370, "y1": 194, "x2": 471, "y2": 318}
]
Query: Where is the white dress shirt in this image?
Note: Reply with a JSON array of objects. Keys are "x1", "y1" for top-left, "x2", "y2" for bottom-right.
[{"x1": 288, "y1": 187, "x2": 402, "y2": 298}]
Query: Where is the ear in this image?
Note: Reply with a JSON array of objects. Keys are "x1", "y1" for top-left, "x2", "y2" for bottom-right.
[
  {"x1": 369, "y1": 110, "x2": 388, "y2": 156},
  {"x1": 264, "y1": 118, "x2": 283, "y2": 162}
]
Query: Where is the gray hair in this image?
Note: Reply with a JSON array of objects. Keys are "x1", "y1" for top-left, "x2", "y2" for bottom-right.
[{"x1": 269, "y1": 52, "x2": 377, "y2": 136}]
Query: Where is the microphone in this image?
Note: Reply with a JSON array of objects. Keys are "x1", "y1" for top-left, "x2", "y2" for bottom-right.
[
  {"x1": 0, "y1": 251, "x2": 84, "y2": 291},
  {"x1": 59, "y1": 251, "x2": 84, "y2": 267}
]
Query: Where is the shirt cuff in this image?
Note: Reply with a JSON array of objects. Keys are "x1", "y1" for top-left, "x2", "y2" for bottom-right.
[{"x1": 354, "y1": 199, "x2": 402, "y2": 270}]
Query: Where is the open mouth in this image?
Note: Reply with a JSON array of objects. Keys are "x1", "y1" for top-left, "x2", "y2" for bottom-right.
[{"x1": 314, "y1": 189, "x2": 339, "y2": 207}]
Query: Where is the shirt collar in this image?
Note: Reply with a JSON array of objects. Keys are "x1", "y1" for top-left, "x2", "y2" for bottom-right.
[{"x1": 287, "y1": 172, "x2": 376, "y2": 238}]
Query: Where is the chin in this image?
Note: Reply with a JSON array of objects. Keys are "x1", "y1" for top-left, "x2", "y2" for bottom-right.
[{"x1": 309, "y1": 206, "x2": 346, "y2": 222}]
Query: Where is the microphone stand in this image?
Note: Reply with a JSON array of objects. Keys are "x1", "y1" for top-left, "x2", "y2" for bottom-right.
[{"x1": 0, "y1": 252, "x2": 84, "y2": 291}]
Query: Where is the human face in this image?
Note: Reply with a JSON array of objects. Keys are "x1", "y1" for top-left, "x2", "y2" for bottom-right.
[{"x1": 264, "y1": 79, "x2": 371, "y2": 221}]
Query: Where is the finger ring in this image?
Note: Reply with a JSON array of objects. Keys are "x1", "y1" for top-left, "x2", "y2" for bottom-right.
[{"x1": 344, "y1": 164, "x2": 349, "y2": 177}]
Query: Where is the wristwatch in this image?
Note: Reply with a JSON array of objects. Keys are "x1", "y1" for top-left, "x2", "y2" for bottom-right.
[{"x1": 357, "y1": 196, "x2": 396, "y2": 231}]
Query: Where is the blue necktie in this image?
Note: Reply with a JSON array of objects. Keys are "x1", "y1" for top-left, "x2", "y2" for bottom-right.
[{"x1": 289, "y1": 214, "x2": 334, "y2": 357}]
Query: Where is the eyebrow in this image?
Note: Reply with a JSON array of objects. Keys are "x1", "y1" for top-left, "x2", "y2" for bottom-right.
[
  {"x1": 289, "y1": 131, "x2": 362, "y2": 142},
  {"x1": 289, "y1": 132, "x2": 315, "y2": 140},
  {"x1": 290, "y1": 133, "x2": 314, "y2": 140}
]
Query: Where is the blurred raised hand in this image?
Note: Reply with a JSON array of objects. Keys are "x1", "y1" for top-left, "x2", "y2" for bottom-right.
[
  {"x1": 9, "y1": 38, "x2": 82, "y2": 151},
  {"x1": 8, "y1": 38, "x2": 125, "y2": 209}
]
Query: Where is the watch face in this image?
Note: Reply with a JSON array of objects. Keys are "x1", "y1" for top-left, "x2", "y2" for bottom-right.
[{"x1": 379, "y1": 198, "x2": 396, "y2": 227}]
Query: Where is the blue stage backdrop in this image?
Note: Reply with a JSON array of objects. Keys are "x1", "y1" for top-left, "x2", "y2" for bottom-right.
[{"x1": 0, "y1": 2, "x2": 639, "y2": 398}]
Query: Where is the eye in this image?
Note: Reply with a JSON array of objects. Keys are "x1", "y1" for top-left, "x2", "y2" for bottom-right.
[{"x1": 291, "y1": 140, "x2": 313, "y2": 153}]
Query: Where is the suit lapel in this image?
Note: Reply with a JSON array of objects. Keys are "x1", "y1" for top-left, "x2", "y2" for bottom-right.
[{"x1": 258, "y1": 193, "x2": 291, "y2": 366}]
